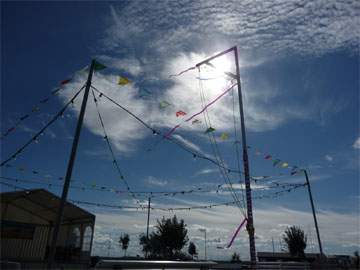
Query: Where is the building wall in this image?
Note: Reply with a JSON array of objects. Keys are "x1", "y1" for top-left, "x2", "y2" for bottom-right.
[{"x1": 1, "y1": 224, "x2": 50, "y2": 260}]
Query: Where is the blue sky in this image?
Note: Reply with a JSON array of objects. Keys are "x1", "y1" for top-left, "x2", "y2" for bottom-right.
[{"x1": 1, "y1": 1, "x2": 359, "y2": 260}]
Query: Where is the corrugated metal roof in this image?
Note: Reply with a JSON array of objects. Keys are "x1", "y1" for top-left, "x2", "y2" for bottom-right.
[{"x1": 1, "y1": 189, "x2": 95, "y2": 225}]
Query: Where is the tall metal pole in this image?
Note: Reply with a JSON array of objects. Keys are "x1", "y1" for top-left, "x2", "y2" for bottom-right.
[
  {"x1": 47, "y1": 60, "x2": 95, "y2": 269},
  {"x1": 204, "y1": 230, "x2": 207, "y2": 261},
  {"x1": 234, "y1": 46, "x2": 256, "y2": 263},
  {"x1": 146, "y1": 197, "x2": 151, "y2": 240},
  {"x1": 304, "y1": 169, "x2": 324, "y2": 256},
  {"x1": 195, "y1": 47, "x2": 256, "y2": 262}
]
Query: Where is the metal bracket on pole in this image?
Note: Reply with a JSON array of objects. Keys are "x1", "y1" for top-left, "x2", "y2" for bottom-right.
[{"x1": 46, "y1": 60, "x2": 95, "y2": 269}]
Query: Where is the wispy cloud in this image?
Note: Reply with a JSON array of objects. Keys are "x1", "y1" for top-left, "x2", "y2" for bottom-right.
[
  {"x1": 194, "y1": 168, "x2": 218, "y2": 176},
  {"x1": 88, "y1": 203, "x2": 359, "y2": 259},
  {"x1": 145, "y1": 176, "x2": 168, "y2": 187},
  {"x1": 353, "y1": 137, "x2": 360, "y2": 149},
  {"x1": 57, "y1": 1, "x2": 358, "y2": 154},
  {"x1": 325, "y1": 154, "x2": 334, "y2": 162}
]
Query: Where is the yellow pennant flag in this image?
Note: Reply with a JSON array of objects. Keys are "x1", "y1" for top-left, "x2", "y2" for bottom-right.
[
  {"x1": 220, "y1": 133, "x2": 229, "y2": 140},
  {"x1": 118, "y1": 76, "x2": 130, "y2": 85},
  {"x1": 281, "y1": 162, "x2": 289, "y2": 168}
]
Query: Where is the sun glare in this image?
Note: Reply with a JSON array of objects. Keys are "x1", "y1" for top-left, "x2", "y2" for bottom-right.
[{"x1": 198, "y1": 55, "x2": 235, "y2": 96}]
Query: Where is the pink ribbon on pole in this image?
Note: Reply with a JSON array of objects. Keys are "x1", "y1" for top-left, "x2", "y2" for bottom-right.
[{"x1": 226, "y1": 217, "x2": 247, "y2": 248}]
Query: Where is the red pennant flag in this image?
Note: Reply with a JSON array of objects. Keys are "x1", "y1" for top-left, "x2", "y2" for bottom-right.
[
  {"x1": 176, "y1": 111, "x2": 187, "y2": 117},
  {"x1": 60, "y1": 79, "x2": 72, "y2": 85}
]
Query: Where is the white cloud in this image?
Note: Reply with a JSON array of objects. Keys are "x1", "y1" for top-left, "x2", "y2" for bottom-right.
[
  {"x1": 58, "y1": 1, "x2": 358, "y2": 154},
  {"x1": 353, "y1": 137, "x2": 360, "y2": 149},
  {"x1": 88, "y1": 204, "x2": 359, "y2": 259},
  {"x1": 195, "y1": 168, "x2": 218, "y2": 176},
  {"x1": 325, "y1": 155, "x2": 334, "y2": 162},
  {"x1": 105, "y1": 1, "x2": 359, "y2": 57},
  {"x1": 146, "y1": 176, "x2": 168, "y2": 187}
]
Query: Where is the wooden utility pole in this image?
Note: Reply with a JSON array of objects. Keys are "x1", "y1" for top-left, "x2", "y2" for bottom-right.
[{"x1": 47, "y1": 60, "x2": 95, "y2": 269}]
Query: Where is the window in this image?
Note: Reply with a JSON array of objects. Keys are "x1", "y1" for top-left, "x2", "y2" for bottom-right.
[
  {"x1": 68, "y1": 227, "x2": 81, "y2": 248},
  {"x1": 82, "y1": 226, "x2": 92, "y2": 251}
]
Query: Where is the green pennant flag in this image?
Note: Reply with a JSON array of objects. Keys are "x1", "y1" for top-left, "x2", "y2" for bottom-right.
[
  {"x1": 93, "y1": 60, "x2": 106, "y2": 70},
  {"x1": 273, "y1": 159, "x2": 281, "y2": 167},
  {"x1": 159, "y1": 100, "x2": 171, "y2": 109},
  {"x1": 205, "y1": 127, "x2": 216, "y2": 133}
]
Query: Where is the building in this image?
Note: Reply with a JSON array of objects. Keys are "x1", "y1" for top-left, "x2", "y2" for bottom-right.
[
  {"x1": 1, "y1": 188, "x2": 95, "y2": 268},
  {"x1": 257, "y1": 252, "x2": 321, "y2": 263}
]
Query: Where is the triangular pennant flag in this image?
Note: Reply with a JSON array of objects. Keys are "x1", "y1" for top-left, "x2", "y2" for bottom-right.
[
  {"x1": 176, "y1": 110, "x2": 187, "y2": 117},
  {"x1": 281, "y1": 162, "x2": 289, "y2": 168},
  {"x1": 139, "y1": 89, "x2": 151, "y2": 98},
  {"x1": 273, "y1": 159, "x2": 281, "y2": 167},
  {"x1": 93, "y1": 60, "x2": 106, "y2": 70},
  {"x1": 118, "y1": 76, "x2": 130, "y2": 85},
  {"x1": 205, "y1": 127, "x2": 216, "y2": 133},
  {"x1": 159, "y1": 101, "x2": 171, "y2": 109},
  {"x1": 220, "y1": 133, "x2": 229, "y2": 140},
  {"x1": 60, "y1": 79, "x2": 72, "y2": 85}
]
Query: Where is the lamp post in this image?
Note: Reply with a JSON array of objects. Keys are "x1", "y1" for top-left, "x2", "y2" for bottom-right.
[{"x1": 199, "y1": 228, "x2": 207, "y2": 260}]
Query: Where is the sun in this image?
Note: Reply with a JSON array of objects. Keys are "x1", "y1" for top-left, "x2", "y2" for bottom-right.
[{"x1": 198, "y1": 55, "x2": 235, "y2": 96}]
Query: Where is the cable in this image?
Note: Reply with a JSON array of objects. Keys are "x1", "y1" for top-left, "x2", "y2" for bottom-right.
[
  {"x1": 91, "y1": 89, "x2": 144, "y2": 208},
  {"x1": 1, "y1": 83, "x2": 73, "y2": 140},
  {"x1": 0, "y1": 175, "x2": 303, "y2": 197},
  {"x1": 197, "y1": 68, "x2": 246, "y2": 216},
  {"x1": 0, "y1": 84, "x2": 86, "y2": 167},
  {"x1": 0, "y1": 180, "x2": 307, "y2": 212},
  {"x1": 91, "y1": 85, "x2": 246, "y2": 176}
]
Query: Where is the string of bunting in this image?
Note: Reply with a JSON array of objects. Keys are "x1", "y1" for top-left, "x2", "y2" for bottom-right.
[
  {"x1": 0, "y1": 175, "x2": 303, "y2": 199},
  {"x1": 90, "y1": 86, "x2": 245, "y2": 176},
  {"x1": 91, "y1": 89, "x2": 143, "y2": 207},
  {"x1": 0, "y1": 181, "x2": 307, "y2": 212},
  {"x1": 0, "y1": 84, "x2": 86, "y2": 167},
  {"x1": 197, "y1": 73, "x2": 246, "y2": 216},
  {"x1": 89, "y1": 85, "x2": 304, "y2": 184},
  {"x1": 0, "y1": 78, "x2": 75, "y2": 140},
  {"x1": 0, "y1": 60, "x2": 101, "y2": 141},
  {"x1": 247, "y1": 145, "x2": 303, "y2": 177},
  {"x1": 164, "y1": 81, "x2": 237, "y2": 138}
]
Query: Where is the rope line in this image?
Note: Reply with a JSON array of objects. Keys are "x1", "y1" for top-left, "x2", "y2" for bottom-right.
[
  {"x1": 0, "y1": 84, "x2": 86, "y2": 167},
  {"x1": 91, "y1": 89, "x2": 143, "y2": 208}
]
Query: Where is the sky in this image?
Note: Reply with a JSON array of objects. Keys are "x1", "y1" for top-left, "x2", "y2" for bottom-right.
[{"x1": 1, "y1": 0, "x2": 359, "y2": 261}]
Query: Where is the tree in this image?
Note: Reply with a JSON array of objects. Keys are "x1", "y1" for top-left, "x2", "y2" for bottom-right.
[
  {"x1": 119, "y1": 233, "x2": 130, "y2": 257},
  {"x1": 139, "y1": 215, "x2": 189, "y2": 259},
  {"x1": 231, "y1": 252, "x2": 241, "y2": 262},
  {"x1": 353, "y1": 251, "x2": 359, "y2": 269},
  {"x1": 188, "y1": 242, "x2": 197, "y2": 260},
  {"x1": 282, "y1": 226, "x2": 307, "y2": 257}
]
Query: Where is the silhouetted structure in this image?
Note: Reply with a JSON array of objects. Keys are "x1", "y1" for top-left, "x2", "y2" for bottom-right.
[{"x1": 0, "y1": 189, "x2": 95, "y2": 268}]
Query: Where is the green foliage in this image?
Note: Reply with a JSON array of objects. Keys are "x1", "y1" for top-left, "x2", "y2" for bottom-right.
[
  {"x1": 231, "y1": 252, "x2": 241, "y2": 262},
  {"x1": 188, "y1": 242, "x2": 197, "y2": 259},
  {"x1": 119, "y1": 233, "x2": 130, "y2": 256},
  {"x1": 282, "y1": 226, "x2": 307, "y2": 257},
  {"x1": 139, "y1": 215, "x2": 189, "y2": 259}
]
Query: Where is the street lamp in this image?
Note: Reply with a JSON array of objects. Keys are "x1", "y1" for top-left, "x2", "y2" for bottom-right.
[{"x1": 199, "y1": 228, "x2": 207, "y2": 260}]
